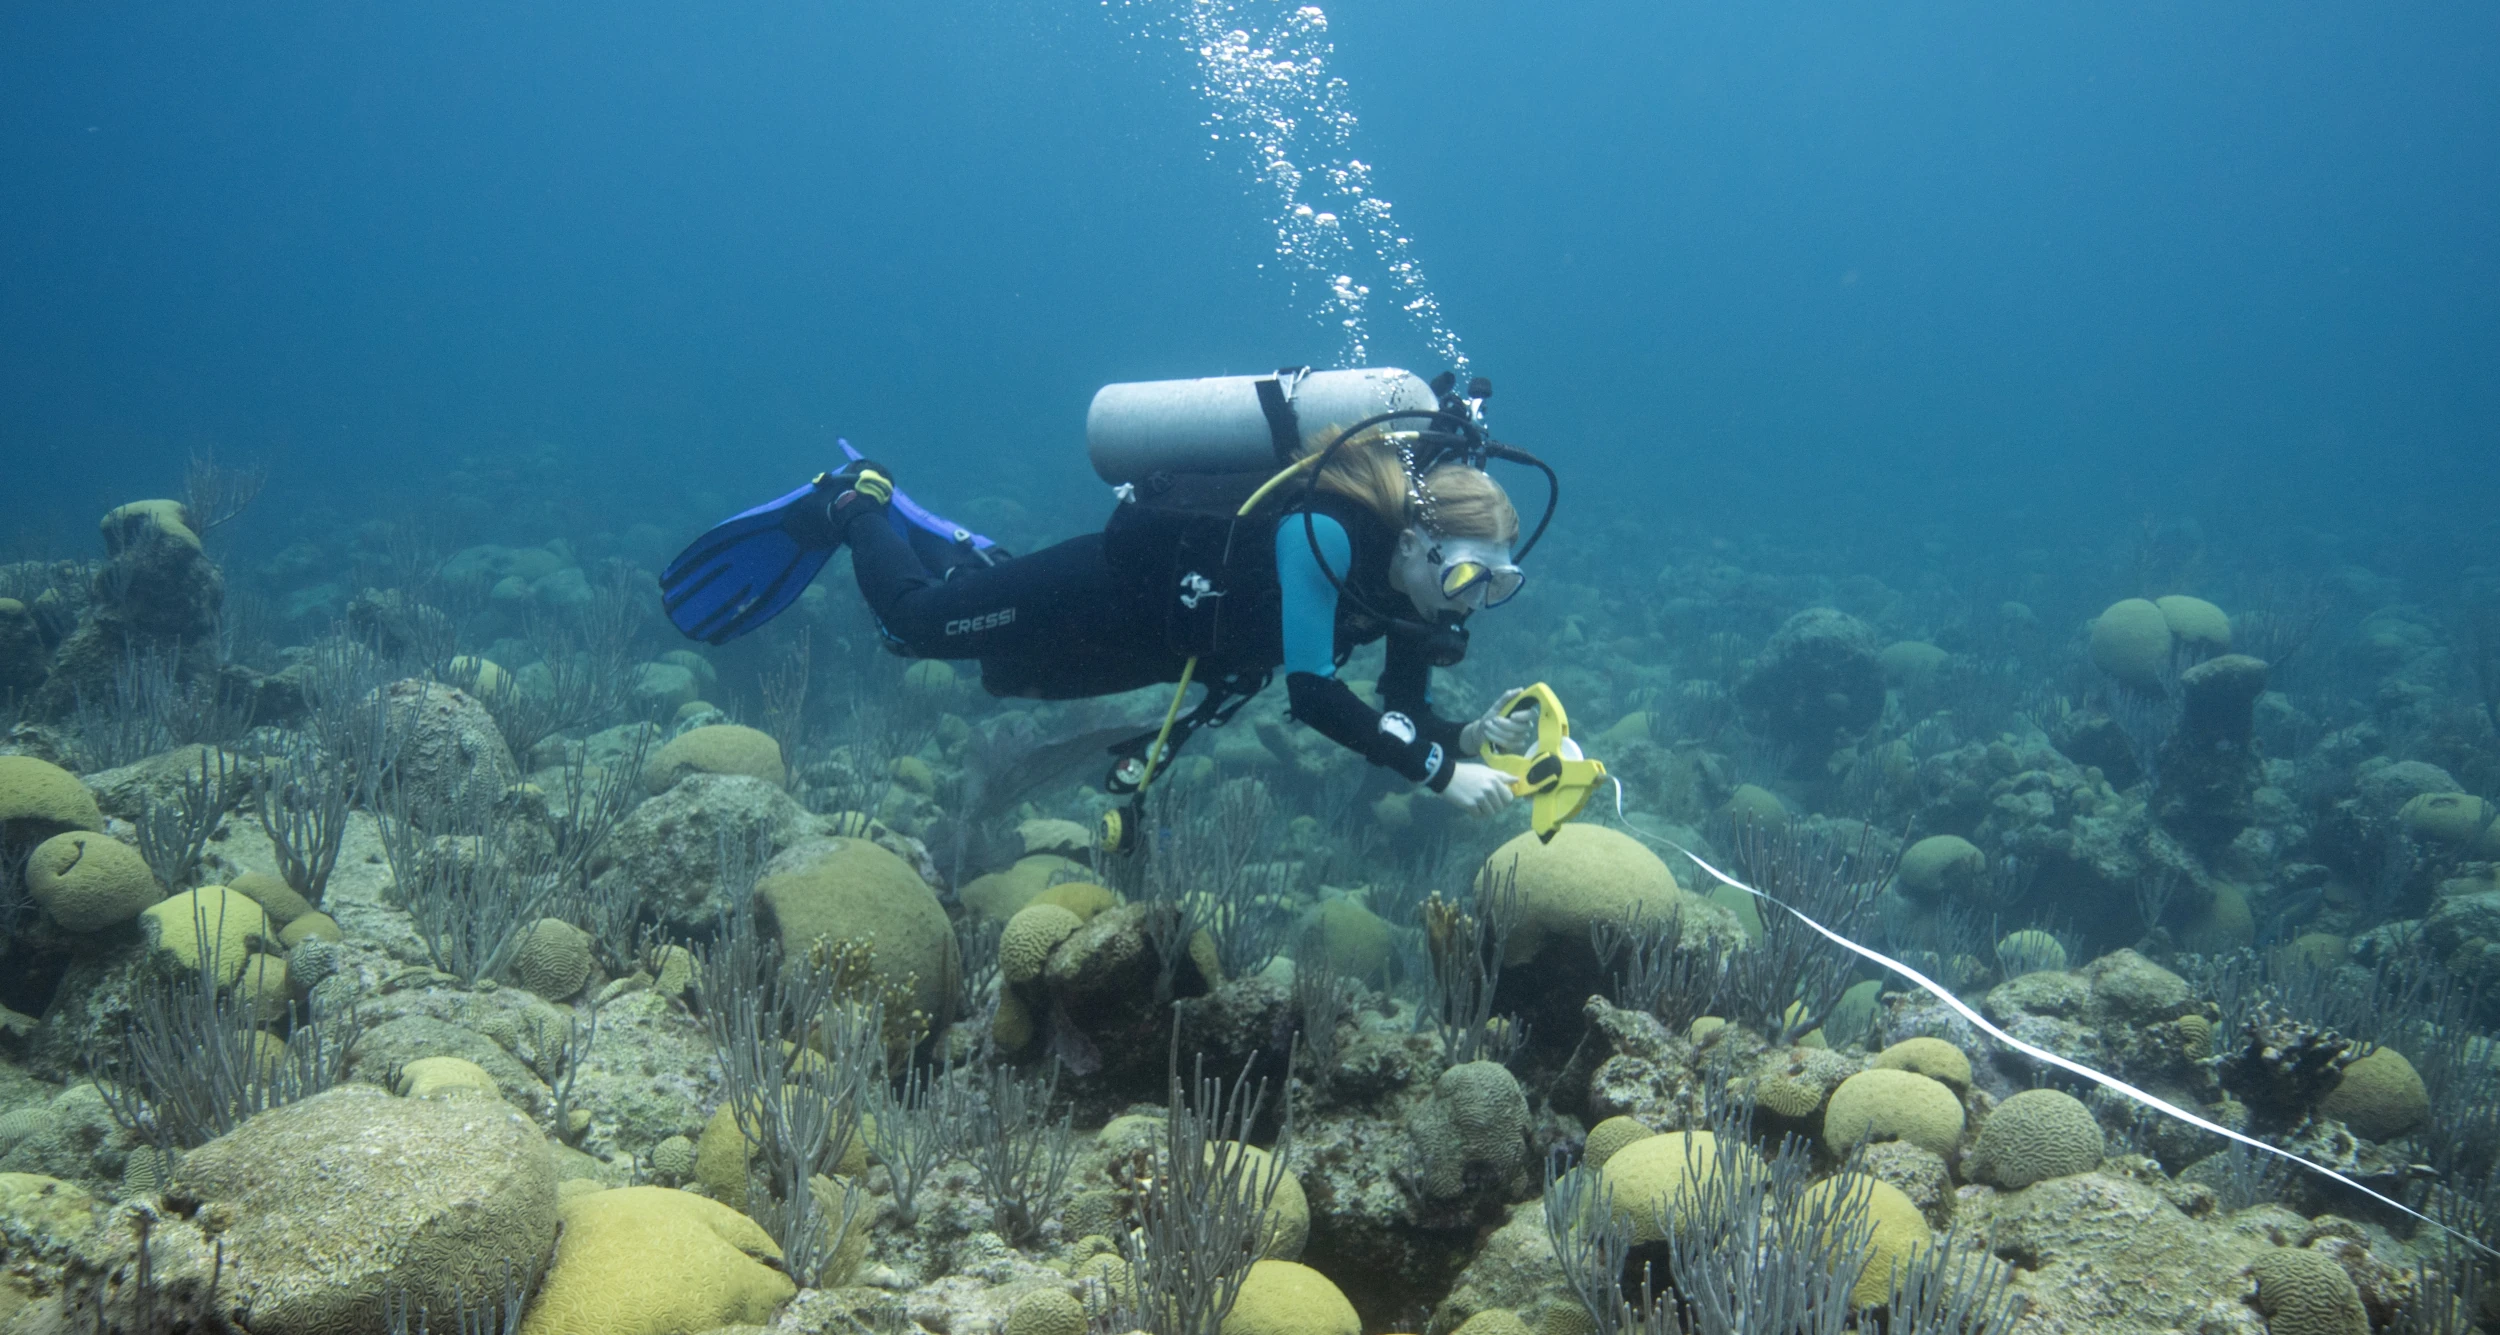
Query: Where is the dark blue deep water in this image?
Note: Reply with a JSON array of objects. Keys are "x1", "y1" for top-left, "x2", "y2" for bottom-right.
[{"x1": 7, "y1": 3, "x2": 2492, "y2": 563}]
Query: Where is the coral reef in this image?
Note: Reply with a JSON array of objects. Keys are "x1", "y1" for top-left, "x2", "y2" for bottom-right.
[{"x1": 2, "y1": 483, "x2": 2495, "y2": 1335}]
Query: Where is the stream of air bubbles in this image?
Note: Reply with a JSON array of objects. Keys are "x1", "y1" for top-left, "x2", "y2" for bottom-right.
[{"x1": 1109, "y1": 0, "x2": 1467, "y2": 372}]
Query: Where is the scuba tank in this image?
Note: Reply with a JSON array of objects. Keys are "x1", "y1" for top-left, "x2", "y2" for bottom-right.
[{"x1": 1086, "y1": 367, "x2": 1438, "y2": 485}]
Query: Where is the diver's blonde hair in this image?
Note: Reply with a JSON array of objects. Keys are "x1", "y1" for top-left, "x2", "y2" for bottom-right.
[{"x1": 1297, "y1": 429, "x2": 1520, "y2": 546}]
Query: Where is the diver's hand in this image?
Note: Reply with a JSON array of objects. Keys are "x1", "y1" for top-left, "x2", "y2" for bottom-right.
[
  {"x1": 1459, "y1": 691, "x2": 1537, "y2": 755},
  {"x1": 1436, "y1": 762, "x2": 1518, "y2": 818}
]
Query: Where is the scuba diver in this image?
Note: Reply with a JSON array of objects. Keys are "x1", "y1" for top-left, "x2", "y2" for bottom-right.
[{"x1": 658, "y1": 367, "x2": 1559, "y2": 844}]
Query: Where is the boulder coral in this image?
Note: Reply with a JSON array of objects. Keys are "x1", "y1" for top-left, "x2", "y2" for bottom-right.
[
  {"x1": 1802, "y1": 1174, "x2": 1931, "y2": 1308},
  {"x1": 394, "y1": 1056, "x2": 505, "y2": 1102},
  {"x1": 518, "y1": 1186, "x2": 796, "y2": 1335},
  {"x1": 643, "y1": 723, "x2": 787, "y2": 795},
  {"x1": 962, "y1": 853, "x2": 1092, "y2": 921},
  {"x1": 1595, "y1": 1131, "x2": 1766, "y2": 1241},
  {"x1": 1735, "y1": 608, "x2": 1886, "y2": 759},
  {"x1": 593, "y1": 772, "x2": 819, "y2": 934},
  {"x1": 172, "y1": 1085, "x2": 558, "y2": 1335},
  {"x1": 2398, "y1": 792, "x2": 2500, "y2": 855},
  {"x1": 381, "y1": 678, "x2": 520, "y2": 815},
  {"x1": 0, "y1": 755, "x2": 105, "y2": 836},
  {"x1": 1207, "y1": 1140, "x2": 1310, "y2": 1260},
  {"x1": 2154, "y1": 594, "x2": 2232, "y2": 654},
  {"x1": 2089, "y1": 598, "x2": 2176, "y2": 693},
  {"x1": 1222, "y1": 1260, "x2": 1361, "y2": 1335},
  {"x1": 1872, "y1": 1038, "x2": 1972, "y2": 1093},
  {"x1": 1822, "y1": 1069, "x2": 1964, "y2": 1159},
  {"x1": 1477, "y1": 825, "x2": 1688, "y2": 967},
  {"x1": 1580, "y1": 1115, "x2": 1653, "y2": 1170},
  {"x1": 2314, "y1": 1047, "x2": 2427, "y2": 1141},
  {"x1": 1894, "y1": 835, "x2": 1986, "y2": 904},
  {"x1": 758, "y1": 835, "x2": 959, "y2": 1029}
]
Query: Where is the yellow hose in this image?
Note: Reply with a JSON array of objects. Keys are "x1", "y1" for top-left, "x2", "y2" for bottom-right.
[{"x1": 1136, "y1": 656, "x2": 1198, "y2": 792}]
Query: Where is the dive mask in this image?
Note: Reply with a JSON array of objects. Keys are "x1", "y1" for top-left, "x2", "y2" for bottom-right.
[{"x1": 1434, "y1": 551, "x2": 1526, "y2": 608}]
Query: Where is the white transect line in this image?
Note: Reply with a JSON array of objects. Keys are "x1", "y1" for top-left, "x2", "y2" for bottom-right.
[{"x1": 1595, "y1": 782, "x2": 2493, "y2": 1259}]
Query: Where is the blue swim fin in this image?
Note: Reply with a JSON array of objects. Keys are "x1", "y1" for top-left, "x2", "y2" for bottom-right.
[
  {"x1": 661, "y1": 444, "x2": 1011, "y2": 645},
  {"x1": 659, "y1": 478, "x2": 840, "y2": 645}
]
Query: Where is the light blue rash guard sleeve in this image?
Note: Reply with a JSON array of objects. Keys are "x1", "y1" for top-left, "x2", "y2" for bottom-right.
[{"x1": 1276, "y1": 514, "x2": 1350, "y2": 678}]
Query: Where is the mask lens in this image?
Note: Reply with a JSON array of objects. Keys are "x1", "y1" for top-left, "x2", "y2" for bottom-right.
[
  {"x1": 1481, "y1": 565, "x2": 1526, "y2": 607},
  {"x1": 1440, "y1": 559, "x2": 1525, "y2": 607}
]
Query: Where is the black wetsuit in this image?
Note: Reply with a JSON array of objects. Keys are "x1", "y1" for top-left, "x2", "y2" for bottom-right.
[{"x1": 840, "y1": 487, "x2": 1467, "y2": 791}]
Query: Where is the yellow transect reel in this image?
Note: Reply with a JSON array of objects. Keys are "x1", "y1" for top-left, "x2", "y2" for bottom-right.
[{"x1": 1479, "y1": 682, "x2": 1607, "y2": 842}]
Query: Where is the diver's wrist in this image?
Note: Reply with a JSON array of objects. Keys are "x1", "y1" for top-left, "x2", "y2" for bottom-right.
[{"x1": 1421, "y1": 742, "x2": 1456, "y2": 791}]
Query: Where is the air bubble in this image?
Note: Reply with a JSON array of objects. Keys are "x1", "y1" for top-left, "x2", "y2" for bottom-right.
[{"x1": 1123, "y1": 0, "x2": 1466, "y2": 371}]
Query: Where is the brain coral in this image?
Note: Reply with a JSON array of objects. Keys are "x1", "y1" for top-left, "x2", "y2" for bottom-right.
[
  {"x1": 25, "y1": 830, "x2": 160, "y2": 932},
  {"x1": 1596, "y1": 1131, "x2": 1767, "y2": 1242},
  {"x1": 1437, "y1": 1061, "x2": 1531, "y2": 1167},
  {"x1": 1970, "y1": 1088, "x2": 2103, "y2": 1189},
  {"x1": 173, "y1": 1085, "x2": 557, "y2": 1335},
  {"x1": 1895, "y1": 836, "x2": 1986, "y2": 903},
  {"x1": 510, "y1": 918, "x2": 595, "y2": 999},
  {"x1": 1753, "y1": 1073, "x2": 1827, "y2": 1121},
  {"x1": 1001, "y1": 904, "x2": 1085, "y2": 985},
  {"x1": 2316, "y1": 1047, "x2": 2428, "y2": 1141},
  {"x1": 1454, "y1": 1311, "x2": 1533, "y2": 1335},
  {"x1": 1822, "y1": 1070, "x2": 1965, "y2": 1158},
  {"x1": 649, "y1": 1135, "x2": 697, "y2": 1182},
  {"x1": 1476, "y1": 825, "x2": 1687, "y2": 966},
  {"x1": 138, "y1": 886, "x2": 271, "y2": 984},
  {"x1": 517, "y1": 1186, "x2": 796, "y2": 1335},
  {"x1": 1873, "y1": 1038, "x2": 1972, "y2": 1093},
  {"x1": 1802, "y1": 1174, "x2": 1932, "y2": 1308},
  {"x1": 1581, "y1": 1116, "x2": 1654, "y2": 1171},
  {"x1": 1221, "y1": 1260, "x2": 1360, "y2": 1335},
  {"x1": 2247, "y1": 1247, "x2": 2368, "y2": 1335},
  {"x1": 1007, "y1": 1288, "x2": 1088, "y2": 1335},
  {"x1": 2090, "y1": 598, "x2": 2177, "y2": 693},
  {"x1": 643, "y1": 724, "x2": 786, "y2": 794},
  {"x1": 0, "y1": 755, "x2": 104, "y2": 835}
]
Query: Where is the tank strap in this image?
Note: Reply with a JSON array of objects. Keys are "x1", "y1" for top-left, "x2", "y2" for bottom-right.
[{"x1": 1254, "y1": 367, "x2": 1307, "y2": 465}]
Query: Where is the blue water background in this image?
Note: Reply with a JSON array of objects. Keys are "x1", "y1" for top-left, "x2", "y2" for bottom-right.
[{"x1": 3, "y1": 2, "x2": 2493, "y2": 583}]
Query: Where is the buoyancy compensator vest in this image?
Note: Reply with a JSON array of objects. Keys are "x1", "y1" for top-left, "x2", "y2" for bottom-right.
[{"x1": 1080, "y1": 365, "x2": 1560, "y2": 854}]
